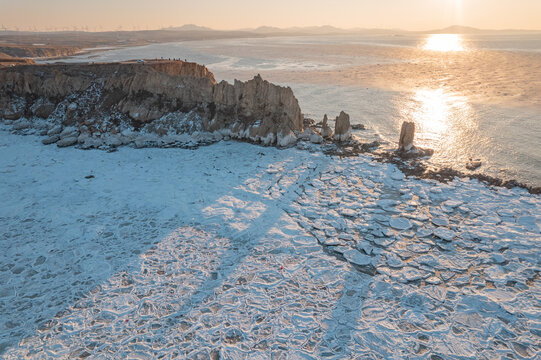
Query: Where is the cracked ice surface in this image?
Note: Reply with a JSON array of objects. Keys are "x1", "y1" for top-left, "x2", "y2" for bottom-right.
[{"x1": 0, "y1": 130, "x2": 540, "y2": 359}]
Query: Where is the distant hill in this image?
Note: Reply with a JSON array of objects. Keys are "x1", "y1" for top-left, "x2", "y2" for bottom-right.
[
  {"x1": 427, "y1": 25, "x2": 483, "y2": 34},
  {"x1": 164, "y1": 24, "x2": 213, "y2": 32},
  {"x1": 423, "y1": 25, "x2": 541, "y2": 34},
  {"x1": 242, "y1": 25, "x2": 402, "y2": 35}
]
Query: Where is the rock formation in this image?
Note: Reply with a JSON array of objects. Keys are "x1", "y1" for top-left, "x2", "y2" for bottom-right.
[
  {"x1": 321, "y1": 114, "x2": 333, "y2": 139},
  {"x1": 334, "y1": 111, "x2": 352, "y2": 142},
  {"x1": 398, "y1": 121, "x2": 415, "y2": 152},
  {"x1": 0, "y1": 60, "x2": 303, "y2": 148}
]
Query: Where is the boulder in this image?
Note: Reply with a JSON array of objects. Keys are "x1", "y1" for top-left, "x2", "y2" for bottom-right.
[
  {"x1": 299, "y1": 127, "x2": 322, "y2": 144},
  {"x1": 310, "y1": 132, "x2": 323, "y2": 144},
  {"x1": 31, "y1": 100, "x2": 55, "y2": 119},
  {"x1": 59, "y1": 126, "x2": 80, "y2": 139},
  {"x1": 56, "y1": 136, "x2": 78, "y2": 147},
  {"x1": 398, "y1": 121, "x2": 415, "y2": 152},
  {"x1": 334, "y1": 111, "x2": 352, "y2": 142},
  {"x1": 47, "y1": 125, "x2": 63, "y2": 136},
  {"x1": 12, "y1": 118, "x2": 31, "y2": 130},
  {"x1": 42, "y1": 134, "x2": 60, "y2": 145},
  {"x1": 277, "y1": 129, "x2": 297, "y2": 147},
  {"x1": 466, "y1": 158, "x2": 482, "y2": 170}
]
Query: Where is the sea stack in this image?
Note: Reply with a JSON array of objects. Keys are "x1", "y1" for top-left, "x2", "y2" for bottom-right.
[
  {"x1": 398, "y1": 121, "x2": 415, "y2": 152},
  {"x1": 334, "y1": 111, "x2": 352, "y2": 142},
  {"x1": 321, "y1": 114, "x2": 333, "y2": 139}
]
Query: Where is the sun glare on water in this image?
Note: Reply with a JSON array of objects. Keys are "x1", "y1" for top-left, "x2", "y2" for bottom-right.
[
  {"x1": 424, "y1": 34, "x2": 465, "y2": 52},
  {"x1": 402, "y1": 88, "x2": 473, "y2": 146}
]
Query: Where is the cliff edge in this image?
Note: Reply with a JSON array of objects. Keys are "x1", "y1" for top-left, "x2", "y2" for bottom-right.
[{"x1": 0, "y1": 60, "x2": 304, "y2": 148}]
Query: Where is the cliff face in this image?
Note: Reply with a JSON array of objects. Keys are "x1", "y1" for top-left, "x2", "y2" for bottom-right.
[{"x1": 0, "y1": 60, "x2": 303, "y2": 147}]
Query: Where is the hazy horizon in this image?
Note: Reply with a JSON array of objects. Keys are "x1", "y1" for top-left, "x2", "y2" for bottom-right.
[
  {"x1": 1, "y1": 0, "x2": 541, "y2": 32},
  {"x1": 1, "y1": 23, "x2": 541, "y2": 34}
]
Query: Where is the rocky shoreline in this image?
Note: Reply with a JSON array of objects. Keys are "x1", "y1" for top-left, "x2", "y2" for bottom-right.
[
  {"x1": 1, "y1": 59, "x2": 539, "y2": 195},
  {"x1": 0, "y1": 60, "x2": 307, "y2": 148}
]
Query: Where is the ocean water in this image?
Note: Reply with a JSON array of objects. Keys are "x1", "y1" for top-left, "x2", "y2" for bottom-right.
[{"x1": 47, "y1": 33, "x2": 541, "y2": 186}]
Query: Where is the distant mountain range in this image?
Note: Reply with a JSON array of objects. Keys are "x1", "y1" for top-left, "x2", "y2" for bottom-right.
[
  {"x1": 173, "y1": 24, "x2": 540, "y2": 35},
  {"x1": 1, "y1": 24, "x2": 539, "y2": 37},
  {"x1": 1, "y1": 24, "x2": 538, "y2": 53}
]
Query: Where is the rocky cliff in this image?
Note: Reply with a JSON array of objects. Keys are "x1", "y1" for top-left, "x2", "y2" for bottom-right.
[{"x1": 0, "y1": 60, "x2": 304, "y2": 148}]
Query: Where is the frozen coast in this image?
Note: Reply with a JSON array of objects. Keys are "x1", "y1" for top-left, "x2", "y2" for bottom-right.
[{"x1": 1, "y1": 129, "x2": 539, "y2": 359}]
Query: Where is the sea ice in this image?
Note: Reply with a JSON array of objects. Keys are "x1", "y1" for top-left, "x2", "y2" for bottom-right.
[
  {"x1": 434, "y1": 227, "x2": 456, "y2": 241},
  {"x1": 1, "y1": 128, "x2": 539, "y2": 359},
  {"x1": 389, "y1": 217, "x2": 412, "y2": 230}
]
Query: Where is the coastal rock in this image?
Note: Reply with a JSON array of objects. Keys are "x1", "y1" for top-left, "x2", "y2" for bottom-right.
[
  {"x1": 466, "y1": 158, "x2": 482, "y2": 170},
  {"x1": 59, "y1": 127, "x2": 80, "y2": 139},
  {"x1": 47, "y1": 125, "x2": 63, "y2": 136},
  {"x1": 334, "y1": 111, "x2": 352, "y2": 142},
  {"x1": 398, "y1": 121, "x2": 415, "y2": 152},
  {"x1": 30, "y1": 100, "x2": 55, "y2": 119},
  {"x1": 42, "y1": 134, "x2": 60, "y2": 145},
  {"x1": 0, "y1": 98, "x2": 26, "y2": 120},
  {"x1": 12, "y1": 118, "x2": 31, "y2": 130},
  {"x1": 351, "y1": 124, "x2": 365, "y2": 130},
  {"x1": 0, "y1": 61, "x2": 304, "y2": 148},
  {"x1": 309, "y1": 132, "x2": 323, "y2": 144},
  {"x1": 277, "y1": 129, "x2": 297, "y2": 147},
  {"x1": 56, "y1": 136, "x2": 79, "y2": 147},
  {"x1": 321, "y1": 114, "x2": 333, "y2": 139}
]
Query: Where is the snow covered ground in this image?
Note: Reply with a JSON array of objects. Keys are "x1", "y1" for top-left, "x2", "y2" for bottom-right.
[{"x1": 0, "y1": 128, "x2": 540, "y2": 359}]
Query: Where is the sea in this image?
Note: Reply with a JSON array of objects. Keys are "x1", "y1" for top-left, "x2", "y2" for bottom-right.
[{"x1": 44, "y1": 33, "x2": 541, "y2": 187}]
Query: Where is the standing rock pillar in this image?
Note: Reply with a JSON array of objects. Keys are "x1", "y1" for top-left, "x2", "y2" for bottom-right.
[{"x1": 398, "y1": 121, "x2": 415, "y2": 152}]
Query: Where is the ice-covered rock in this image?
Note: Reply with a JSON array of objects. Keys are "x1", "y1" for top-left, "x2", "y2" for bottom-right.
[
  {"x1": 321, "y1": 114, "x2": 333, "y2": 139},
  {"x1": 309, "y1": 132, "x2": 323, "y2": 144},
  {"x1": 56, "y1": 136, "x2": 78, "y2": 147},
  {"x1": 42, "y1": 134, "x2": 60, "y2": 145},
  {"x1": 12, "y1": 118, "x2": 31, "y2": 130},
  {"x1": 276, "y1": 129, "x2": 297, "y2": 147},
  {"x1": 59, "y1": 126, "x2": 80, "y2": 139},
  {"x1": 47, "y1": 124, "x2": 63, "y2": 136}
]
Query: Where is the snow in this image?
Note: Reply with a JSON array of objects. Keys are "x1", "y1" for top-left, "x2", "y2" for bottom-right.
[{"x1": 0, "y1": 128, "x2": 540, "y2": 359}]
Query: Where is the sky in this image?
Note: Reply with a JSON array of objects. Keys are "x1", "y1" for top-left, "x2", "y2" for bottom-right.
[{"x1": 1, "y1": 0, "x2": 540, "y2": 31}]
